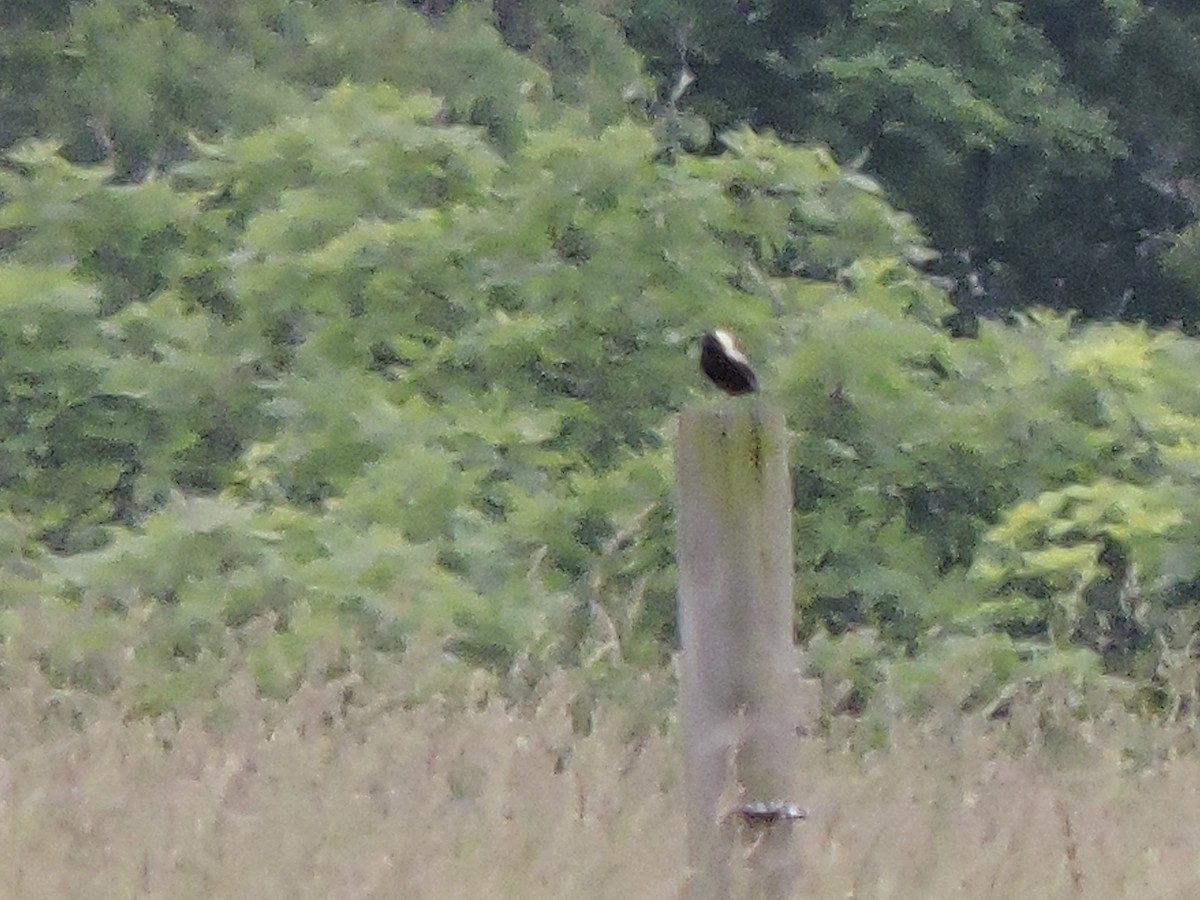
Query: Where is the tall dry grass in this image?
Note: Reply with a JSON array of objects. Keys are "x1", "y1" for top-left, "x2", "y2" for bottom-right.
[{"x1": 2, "y1": 657, "x2": 1200, "y2": 900}]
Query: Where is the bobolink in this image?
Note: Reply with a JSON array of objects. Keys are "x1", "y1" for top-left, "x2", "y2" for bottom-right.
[{"x1": 700, "y1": 328, "x2": 758, "y2": 395}]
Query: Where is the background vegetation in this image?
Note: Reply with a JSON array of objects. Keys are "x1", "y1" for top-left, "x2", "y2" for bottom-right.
[{"x1": 4, "y1": 0, "x2": 1200, "y2": 745}]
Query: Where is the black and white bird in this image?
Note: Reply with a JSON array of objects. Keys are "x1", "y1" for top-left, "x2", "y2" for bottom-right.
[{"x1": 700, "y1": 328, "x2": 758, "y2": 395}]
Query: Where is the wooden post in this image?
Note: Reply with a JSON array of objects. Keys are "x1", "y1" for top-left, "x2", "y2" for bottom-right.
[{"x1": 676, "y1": 402, "x2": 801, "y2": 900}]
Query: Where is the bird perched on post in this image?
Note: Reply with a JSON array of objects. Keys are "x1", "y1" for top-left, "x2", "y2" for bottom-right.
[{"x1": 700, "y1": 328, "x2": 758, "y2": 395}]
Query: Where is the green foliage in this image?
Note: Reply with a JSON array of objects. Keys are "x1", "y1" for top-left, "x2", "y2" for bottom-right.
[
  {"x1": 0, "y1": 50, "x2": 951, "y2": 709},
  {"x1": 781, "y1": 304, "x2": 1200, "y2": 717},
  {"x1": 962, "y1": 322, "x2": 1200, "y2": 702},
  {"x1": 6, "y1": 0, "x2": 1200, "y2": 324},
  {"x1": 619, "y1": 0, "x2": 1200, "y2": 324},
  {"x1": 4, "y1": 0, "x2": 1200, "y2": 730}
]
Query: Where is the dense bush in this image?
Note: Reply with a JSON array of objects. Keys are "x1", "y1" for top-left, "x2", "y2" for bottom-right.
[{"x1": 3, "y1": 2, "x2": 1200, "y2": 727}]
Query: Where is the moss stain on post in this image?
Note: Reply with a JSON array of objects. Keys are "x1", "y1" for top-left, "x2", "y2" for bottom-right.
[{"x1": 690, "y1": 406, "x2": 780, "y2": 520}]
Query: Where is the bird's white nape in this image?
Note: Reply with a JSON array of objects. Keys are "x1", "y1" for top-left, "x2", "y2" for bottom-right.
[{"x1": 710, "y1": 328, "x2": 748, "y2": 366}]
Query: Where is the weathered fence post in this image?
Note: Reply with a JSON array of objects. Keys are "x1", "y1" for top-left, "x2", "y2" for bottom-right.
[{"x1": 676, "y1": 401, "x2": 801, "y2": 900}]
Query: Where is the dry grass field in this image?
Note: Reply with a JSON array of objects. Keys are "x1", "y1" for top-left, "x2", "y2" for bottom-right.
[{"x1": 3, "y1": 657, "x2": 1200, "y2": 900}]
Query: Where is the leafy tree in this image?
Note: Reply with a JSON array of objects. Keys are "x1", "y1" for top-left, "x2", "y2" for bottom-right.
[
  {"x1": 616, "y1": 0, "x2": 1200, "y2": 325},
  {"x1": 1, "y1": 59, "x2": 950, "y2": 707},
  {"x1": 7, "y1": 0, "x2": 1200, "y2": 729}
]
